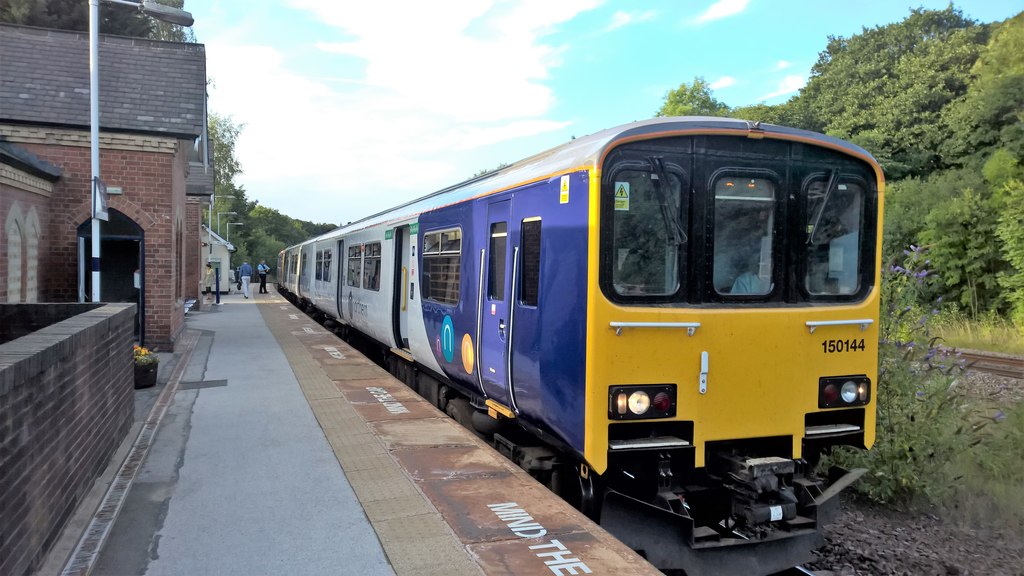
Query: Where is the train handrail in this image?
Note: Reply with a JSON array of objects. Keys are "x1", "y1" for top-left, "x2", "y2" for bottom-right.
[
  {"x1": 609, "y1": 321, "x2": 700, "y2": 336},
  {"x1": 805, "y1": 319, "x2": 874, "y2": 334}
]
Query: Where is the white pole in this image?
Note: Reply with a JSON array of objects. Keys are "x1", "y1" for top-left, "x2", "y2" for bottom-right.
[{"x1": 89, "y1": 0, "x2": 101, "y2": 302}]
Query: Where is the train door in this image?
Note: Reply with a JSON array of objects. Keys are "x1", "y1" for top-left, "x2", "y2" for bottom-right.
[
  {"x1": 392, "y1": 226, "x2": 411, "y2": 349},
  {"x1": 479, "y1": 199, "x2": 514, "y2": 406},
  {"x1": 336, "y1": 238, "x2": 345, "y2": 321}
]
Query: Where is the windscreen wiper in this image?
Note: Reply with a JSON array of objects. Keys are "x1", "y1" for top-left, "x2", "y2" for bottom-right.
[
  {"x1": 648, "y1": 156, "x2": 687, "y2": 245},
  {"x1": 807, "y1": 168, "x2": 839, "y2": 245}
]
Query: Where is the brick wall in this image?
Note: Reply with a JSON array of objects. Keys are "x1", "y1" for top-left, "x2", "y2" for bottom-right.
[
  {"x1": 0, "y1": 302, "x2": 135, "y2": 576},
  {"x1": 0, "y1": 177, "x2": 52, "y2": 304},
  {"x1": 9, "y1": 129, "x2": 190, "y2": 349}
]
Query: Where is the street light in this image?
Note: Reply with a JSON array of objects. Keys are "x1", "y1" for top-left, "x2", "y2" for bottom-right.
[
  {"x1": 227, "y1": 222, "x2": 244, "y2": 243},
  {"x1": 89, "y1": 0, "x2": 194, "y2": 301},
  {"x1": 217, "y1": 211, "x2": 237, "y2": 236}
]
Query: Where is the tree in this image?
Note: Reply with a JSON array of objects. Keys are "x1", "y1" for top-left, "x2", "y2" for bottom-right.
[
  {"x1": 800, "y1": 7, "x2": 989, "y2": 179},
  {"x1": 920, "y1": 187, "x2": 1006, "y2": 317},
  {"x1": 994, "y1": 179, "x2": 1024, "y2": 324},
  {"x1": 941, "y1": 13, "x2": 1024, "y2": 164},
  {"x1": 0, "y1": 0, "x2": 192, "y2": 39},
  {"x1": 656, "y1": 77, "x2": 730, "y2": 117}
]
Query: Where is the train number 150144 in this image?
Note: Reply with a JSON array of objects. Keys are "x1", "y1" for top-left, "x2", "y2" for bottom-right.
[{"x1": 821, "y1": 339, "x2": 866, "y2": 353}]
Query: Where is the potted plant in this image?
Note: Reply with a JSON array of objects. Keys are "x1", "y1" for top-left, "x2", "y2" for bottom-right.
[{"x1": 133, "y1": 345, "x2": 159, "y2": 389}]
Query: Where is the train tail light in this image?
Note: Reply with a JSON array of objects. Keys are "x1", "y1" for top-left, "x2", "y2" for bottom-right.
[
  {"x1": 609, "y1": 385, "x2": 676, "y2": 420},
  {"x1": 818, "y1": 375, "x2": 870, "y2": 409}
]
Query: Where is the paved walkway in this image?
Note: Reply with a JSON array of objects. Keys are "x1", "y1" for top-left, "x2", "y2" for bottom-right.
[{"x1": 92, "y1": 292, "x2": 394, "y2": 576}]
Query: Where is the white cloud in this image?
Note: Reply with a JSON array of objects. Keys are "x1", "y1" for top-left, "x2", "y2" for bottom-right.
[
  {"x1": 694, "y1": 0, "x2": 749, "y2": 24},
  {"x1": 773, "y1": 60, "x2": 792, "y2": 71},
  {"x1": 759, "y1": 74, "x2": 806, "y2": 100},
  {"x1": 709, "y1": 76, "x2": 736, "y2": 90},
  {"x1": 203, "y1": 0, "x2": 602, "y2": 222},
  {"x1": 604, "y1": 10, "x2": 657, "y2": 32}
]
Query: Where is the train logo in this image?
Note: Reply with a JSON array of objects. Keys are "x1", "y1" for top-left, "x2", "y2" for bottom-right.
[
  {"x1": 441, "y1": 315, "x2": 455, "y2": 363},
  {"x1": 461, "y1": 333, "x2": 474, "y2": 374}
]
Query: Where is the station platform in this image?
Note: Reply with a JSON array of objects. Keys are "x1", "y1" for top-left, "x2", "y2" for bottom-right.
[{"x1": 44, "y1": 288, "x2": 661, "y2": 576}]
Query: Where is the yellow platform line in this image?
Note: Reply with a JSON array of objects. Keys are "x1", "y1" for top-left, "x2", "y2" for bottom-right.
[{"x1": 257, "y1": 296, "x2": 483, "y2": 576}]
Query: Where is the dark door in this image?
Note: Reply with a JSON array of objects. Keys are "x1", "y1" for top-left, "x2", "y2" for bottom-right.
[{"x1": 479, "y1": 200, "x2": 513, "y2": 405}]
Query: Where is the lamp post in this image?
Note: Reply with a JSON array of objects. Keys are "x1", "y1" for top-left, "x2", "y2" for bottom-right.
[
  {"x1": 89, "y1": 0, "x2": 194, "y2": 301},
  {"x1": 217, "y1": 211, "x2": 237, "y2": 236},
  {"x1": 226, "y1": 222, "x2": 244, "y2": 243}
]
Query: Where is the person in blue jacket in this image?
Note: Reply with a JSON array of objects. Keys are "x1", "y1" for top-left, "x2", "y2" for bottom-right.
[{"x1": 239, "y1": 261, "x2": 253, "y2": 299}]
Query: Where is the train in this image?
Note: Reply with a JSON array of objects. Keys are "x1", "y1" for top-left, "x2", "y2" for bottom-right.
[{"x1": 278, "y1": 116, "x2": 882, "y2": 575}]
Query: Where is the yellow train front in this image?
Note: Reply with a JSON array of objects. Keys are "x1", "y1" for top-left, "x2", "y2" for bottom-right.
[{"x1": 572, "y1": 121, "x2": 882, "y2": 574}]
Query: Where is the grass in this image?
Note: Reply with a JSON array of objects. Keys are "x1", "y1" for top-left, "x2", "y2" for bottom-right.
[
  {"x1": 933, "y1": 312, "x2": 1024, "y2": 355},
  {"x1": 941, "y1": 401, "x2": 1024, "y2": 536}
]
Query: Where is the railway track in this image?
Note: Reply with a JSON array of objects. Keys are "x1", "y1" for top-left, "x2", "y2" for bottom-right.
[{"x1": 959, "y1": 350, "x2": 1024, "y2": 380}]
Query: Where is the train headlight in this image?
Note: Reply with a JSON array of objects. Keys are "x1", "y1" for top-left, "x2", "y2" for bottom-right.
[
  {"x1": 627, "y1": 391, "x2": 650, "y2": 415},
  {"x1": 818, "y1": 375, "x2": 871, "y2": 409},
  {"x1": 609, "y1": 385, "x2": 676, "y2": 420}
]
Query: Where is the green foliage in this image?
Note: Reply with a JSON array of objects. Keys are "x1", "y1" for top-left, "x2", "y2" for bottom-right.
[
  {"x1": 827, "y1": 248, "x2": 976, "y2": 504},
  {"x1": 994, "y1": 179, "x2": 1024, "y2": 324},
  {"x1": 0, "y1": 0, "x2": 193, "y2": 40},
  {"x1": 941, "y1": 13, "x2": 1024, "y2": 163},
  {"x1": 801, "y1": 6, "x2": 988, "y2": 179},
  {"x1": 920, "y1": 187, "x2": 1006, "y2": 317},
  {"x1": 982, "y1": 148, "x2": 1023, "y2": 187},
  {"x1": 656, "y1": 77, "x2": 730, "y2": 118}
]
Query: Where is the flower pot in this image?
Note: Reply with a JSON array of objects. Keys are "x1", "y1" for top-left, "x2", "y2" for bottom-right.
[{"x1": 134, "y1": 363, "x2": 158, "y2": 389}]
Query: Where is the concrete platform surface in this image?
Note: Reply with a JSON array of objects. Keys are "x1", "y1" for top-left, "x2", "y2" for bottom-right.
[{"x1": 41, "y1": 288, "x2": 660, "y2": 576}]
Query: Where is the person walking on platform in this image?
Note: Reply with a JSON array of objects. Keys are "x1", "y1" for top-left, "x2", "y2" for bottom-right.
[
  {"x1": 257, "y1": 260, "x2": 270, "y2": 294},
  {"x1": 203, "y1": 263, "x2": 215, "y2": 302},
  {"x1": 239, "y1": 261, "x2": 253, "y2": 299}
]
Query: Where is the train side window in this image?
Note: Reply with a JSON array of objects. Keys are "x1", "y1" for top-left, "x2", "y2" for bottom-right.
[
  {"x1": 712, "y1": 177, "x2": 774, "y2": 296},
  {"x1": 301, "y1": 251, "x2": 309, "y2": 282},
  {"x1": 610, "y1": 163, "x2": 685, "y2": 297},
  {"x1": 347, "y1": 245, "x2": 361, "y2": 288},
  {"x1": 364, "y1": 242, "x2": 382, "y2": 291},
  {"x1": 488, "y1": 222, "x2": 507, "y2": 300},
  {"x1": 315, "y1": 250, "x2": 324, "y2": 281},
  {"x1": 422, "y1": 228, "x2": 462, "y2": 306},
  {"x1": 520, "y1": 218, "x2": 541, "y2": 306},
  {"x1": 805, "y1": 178, "x2": 864, "y2": 296},
  {"x1": 323, "y1": 249, "x2": 332, "y2": 282}
]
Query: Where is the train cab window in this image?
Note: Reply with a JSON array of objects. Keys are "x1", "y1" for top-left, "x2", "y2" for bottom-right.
[
  {"x1": 346, "y1": 245, "x2": 361, "y2": 288},
  {"x1": 805, "y1": 176, "x2": 865, "y2": 296},
  {"x1": 364, "y1": 242, "x2": 382, "y2": 291},
  {"x1": 609, "y1": 161, "x2": 686, "y2": 297},
  {"x1": 488, "y1": 222, "x2": 507, "y2": 300},
  {"x1": 712, "y1": 177, "x2": 775, "y2": 296},
  {"x1": 520, "y1": 218, "x2": 541, "y2": 306},
  {"x1": 422, "y1": 228, "x2": 462, "y2": 306}
]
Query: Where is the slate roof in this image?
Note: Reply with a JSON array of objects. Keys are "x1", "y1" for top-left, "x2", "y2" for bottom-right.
[
  {"x1": 0, "y1": 138, "x2": 62, "y2": 180},
  {"x1": 0, "y1": 23, "x2": 206, "y2": 139}
]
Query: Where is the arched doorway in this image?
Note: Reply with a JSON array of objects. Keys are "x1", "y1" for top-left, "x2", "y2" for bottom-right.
[{"x1": 78, "y1": 209, "x2": 145, "y2": 343}]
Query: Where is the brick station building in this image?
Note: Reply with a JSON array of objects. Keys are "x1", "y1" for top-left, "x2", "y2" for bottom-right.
[{"x1": 0, "y1": 23, "x2": 212, "y2": 349}]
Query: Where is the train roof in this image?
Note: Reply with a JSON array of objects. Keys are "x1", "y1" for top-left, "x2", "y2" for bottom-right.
[{"x1": 289, "y1": 116, "x2": 878, "y2": 249}]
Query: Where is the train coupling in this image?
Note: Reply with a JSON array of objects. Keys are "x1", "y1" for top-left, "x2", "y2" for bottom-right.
[{"x1": 713, "y1": 454, "x2": 800, "y2": 527}]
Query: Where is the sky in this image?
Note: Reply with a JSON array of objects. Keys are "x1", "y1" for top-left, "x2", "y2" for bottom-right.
[{"x1": 188, "y1": 0, "x2": 1022, "y2": 225}]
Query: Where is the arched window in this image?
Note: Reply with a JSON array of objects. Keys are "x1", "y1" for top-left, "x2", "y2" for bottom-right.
[
  {"x1": 24, "y1": 207, "x2": 40, "y2": 303},
  {"x1": 5, "y1": 203, "x2": 24, "y2": 303}
]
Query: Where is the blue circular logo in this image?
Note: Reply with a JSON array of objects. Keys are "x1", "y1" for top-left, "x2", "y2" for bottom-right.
[{"x1": 441, "y1": 315, "x2": 455, "y2": 363}]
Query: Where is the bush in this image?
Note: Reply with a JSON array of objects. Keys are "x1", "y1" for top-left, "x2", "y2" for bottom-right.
[{"x1": 826, "y1": 246, "x2": 977, "y2": 504}]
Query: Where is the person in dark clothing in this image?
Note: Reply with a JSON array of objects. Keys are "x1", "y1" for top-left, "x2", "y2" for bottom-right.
[{"x1": 257, "y1": 260, "x2": 270, "y2": 294}]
